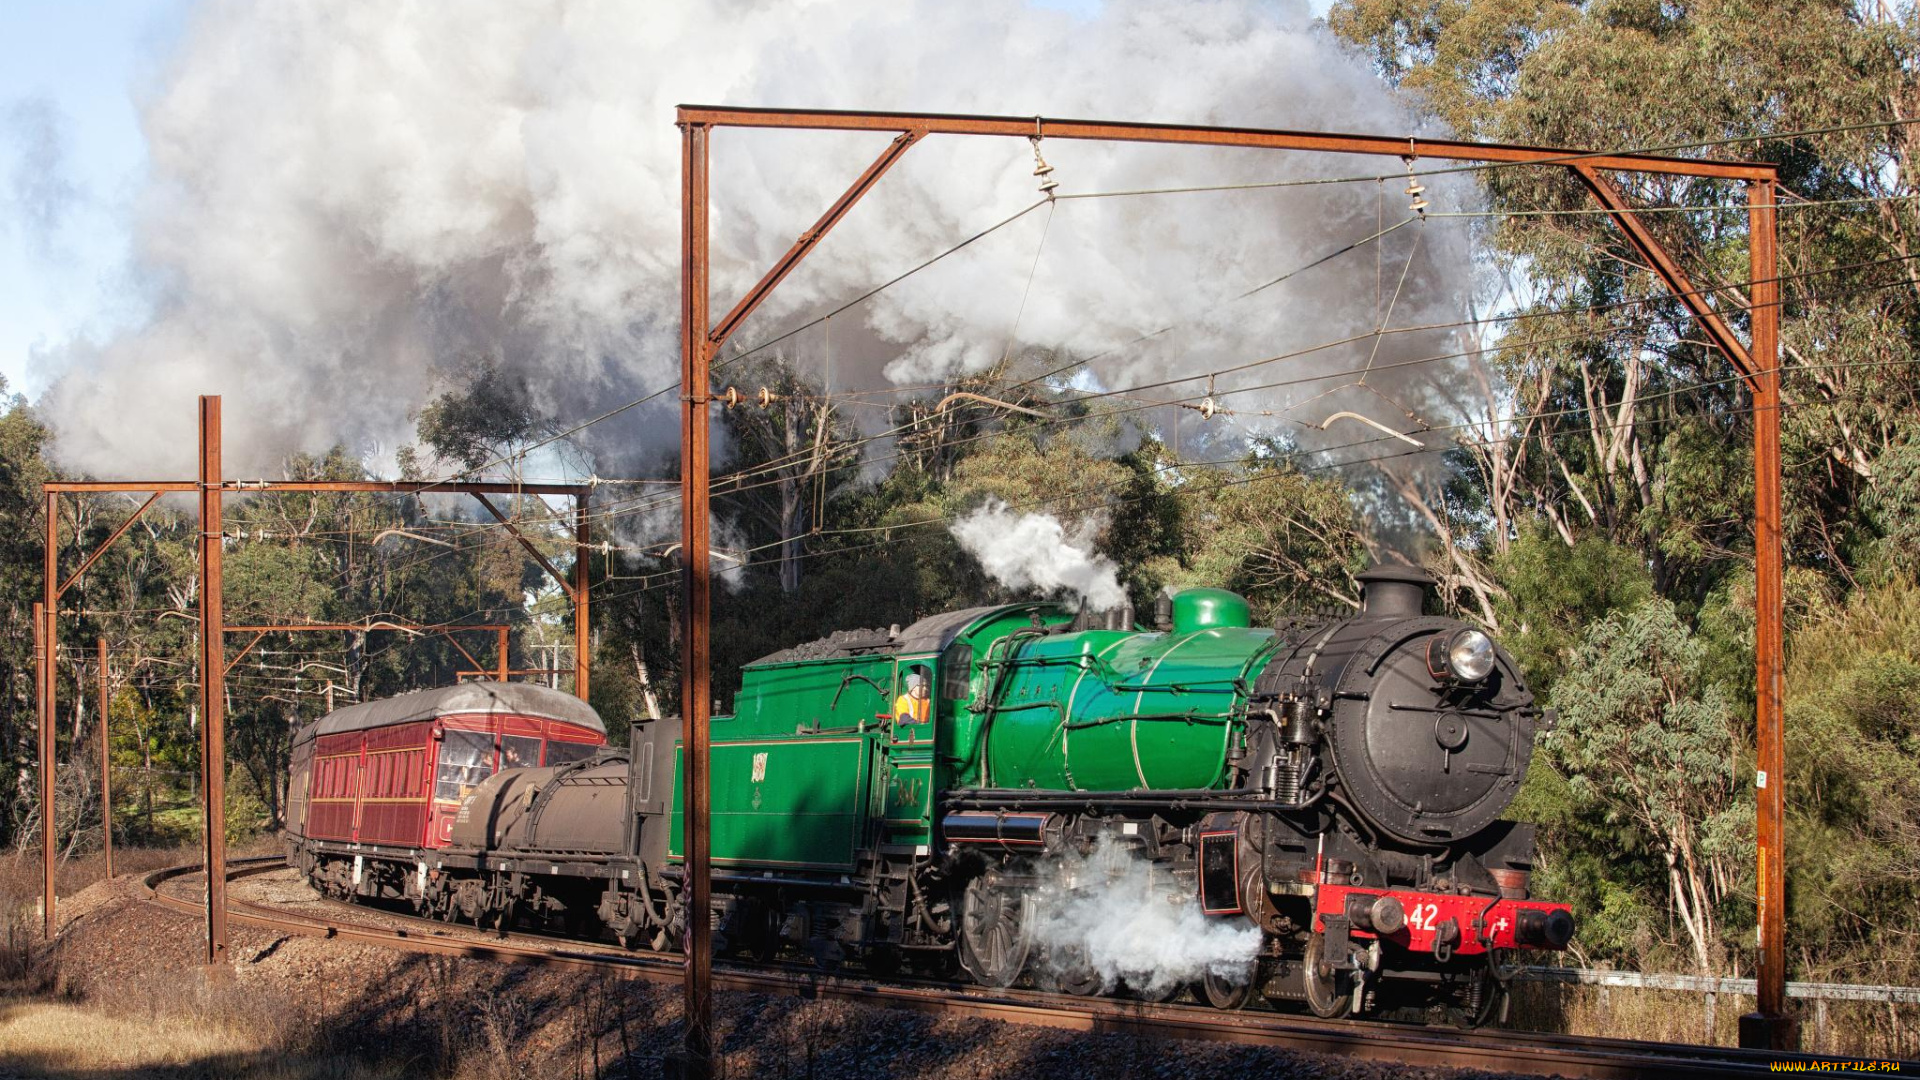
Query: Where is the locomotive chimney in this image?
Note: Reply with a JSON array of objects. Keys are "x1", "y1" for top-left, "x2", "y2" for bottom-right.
[{"x1": 1355, "y1": 563, "x2": 1433, "y2": 619}]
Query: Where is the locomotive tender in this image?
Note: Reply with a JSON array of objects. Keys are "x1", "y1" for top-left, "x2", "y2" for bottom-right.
[{"x1": 286, "y1": 565, "x2": 1573, "y2": 1023}]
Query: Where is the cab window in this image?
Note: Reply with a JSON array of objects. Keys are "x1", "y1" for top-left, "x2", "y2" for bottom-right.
[{"x1": 940, "y1": 642, "x2": 974, "y2": 700}]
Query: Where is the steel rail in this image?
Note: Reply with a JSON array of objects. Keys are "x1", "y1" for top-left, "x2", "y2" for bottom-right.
[{"x1": 135, "y1": 860, "x2": 1860, "y2": 1078}]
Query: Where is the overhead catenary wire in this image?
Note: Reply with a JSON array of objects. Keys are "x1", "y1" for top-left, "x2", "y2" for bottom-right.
[
  {"x1": 600, "y1": 235, "x2": 1920, "y2": 518},
  {"x1": 583, "y1": 366, "x2": 1889, "y2": 605},
  {"x1": 35, "y1": 112, "x2": 1920, "y2": 551},
  {"x1": 64, "y1": 350, "x2": 1917, "y2": 706},
  {"x1": 577, "y1": 260, "x2": 1920, "y2": 529},
  {"x1": 389, "y1": 119, "x2": 1914, "y2": 497},
  {"x1": 589, "y1": 344, "x2": 1920, "y2": 601},
  {"x1": 57, "y1": 252, "x2": 1918, "y2": 610}
]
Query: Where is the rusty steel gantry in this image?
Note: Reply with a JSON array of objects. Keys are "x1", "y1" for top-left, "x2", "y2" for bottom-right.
[
  {"x1": 37, "y1": 395, "x2": 595, "y2": 967},
  {"x1": 674, "y1": 106, "x2": 1791, "y2": 1068}
]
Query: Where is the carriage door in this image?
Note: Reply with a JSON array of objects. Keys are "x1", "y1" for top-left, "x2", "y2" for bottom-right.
[{"x1": 881, "y1": 658, "x2": 936, "y2": 850}]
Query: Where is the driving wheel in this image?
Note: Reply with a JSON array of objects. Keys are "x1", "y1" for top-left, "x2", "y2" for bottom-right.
[
  {"x1": 958, "y1": 875, "x2": 1034, "y2": 988},
  {"x1": 1201, "y1": 958, "x2": 1258, "y2": 1010},
  {"x1": 1303, "y1": 932, "x2": 1351, "y2": 1018}
]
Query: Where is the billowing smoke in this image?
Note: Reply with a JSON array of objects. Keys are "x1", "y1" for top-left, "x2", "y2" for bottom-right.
[
  {"x1": 4, "y1": 97, "x2": 80, "y2": 260},
  {"x1": 950, "y1": 499, "x2": 1127, "y2": 610},
  {"x1": 1031, "y1": 835, "x2": 1262, "y2": 995},
  {"x1": 37, "y1": 0, "x2": 1478, "y2": 482}
]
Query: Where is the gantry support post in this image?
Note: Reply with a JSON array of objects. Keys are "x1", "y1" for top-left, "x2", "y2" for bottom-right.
[
  {"x1": 42, "y1": 489, "x2": 58, "y2": 938},
  {"x1": 34, "y1": 600, "x2": 53, "y2": 938},
  {"x1": 198, "y1": 394, "x2": 228, "y2": 967},
  {"x1": 1741, "y1": 179, "x2": 1792, "y2": 1050},
  {"x1": 675, "y1": 117, "x2": 715, "y2": 1080},
  {"x1": 98, "y1": 637, "x2": 112, "y2": 880},
  {"x1": 1579, "y1": 166, "x2": 1792, "y2": 1048}
]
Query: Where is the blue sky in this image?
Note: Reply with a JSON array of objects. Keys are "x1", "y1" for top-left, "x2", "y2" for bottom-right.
[{"x1": 0, "y1": 0, "x2": 190, "y2": 399}]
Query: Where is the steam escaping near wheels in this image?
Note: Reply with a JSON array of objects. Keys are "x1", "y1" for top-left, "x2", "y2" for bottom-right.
[{"x1": 1030, "y1": 836, "x2": 1262, "y2": 998}]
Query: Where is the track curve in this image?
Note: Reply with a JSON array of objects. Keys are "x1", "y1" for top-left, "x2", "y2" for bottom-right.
[{"x1": 141, "y1": 859, "x2": 1875, "y2": 1078}]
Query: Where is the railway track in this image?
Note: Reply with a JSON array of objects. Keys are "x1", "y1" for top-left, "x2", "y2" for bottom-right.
[{"x1": 143, "y1": 858, "x2": 1871, "y2": 1078}]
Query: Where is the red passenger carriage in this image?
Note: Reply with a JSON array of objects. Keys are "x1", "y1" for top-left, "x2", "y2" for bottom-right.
[{"x1": 287, "y1": 681, "x2": 605, "y2": 855}]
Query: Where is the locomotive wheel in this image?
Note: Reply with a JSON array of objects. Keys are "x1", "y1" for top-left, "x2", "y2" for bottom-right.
[
  {"x1": 958, "y1": 876, "x2": 1033, "y2": 988},
  {"x1": 1200, "y1": 959, "x2": 1258, "y2": 1011},
  {"x1": 1302, "y1": 933, "x2": 1351, "y2": 1019}
]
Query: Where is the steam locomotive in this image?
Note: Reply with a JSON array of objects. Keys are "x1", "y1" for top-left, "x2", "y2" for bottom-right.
[{"x1": 285, "y1": 565, "x2": 1573, "y2": 1024}]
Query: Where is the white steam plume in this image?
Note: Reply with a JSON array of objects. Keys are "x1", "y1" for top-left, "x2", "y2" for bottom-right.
[
  {"x1": 38, "y1": 0, "x2": 1478, "y2": 481},
  {"x1": 1032, "y1": 835, "x2": 1262, "y2": 995},
  {"x1": 950, "y1": 499, "x2": 1126, "y2": 610}
]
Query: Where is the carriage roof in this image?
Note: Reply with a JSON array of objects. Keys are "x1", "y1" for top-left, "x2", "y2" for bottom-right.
[{"x1": 298, "y1": 681, "x2": 606, "y2": 743}]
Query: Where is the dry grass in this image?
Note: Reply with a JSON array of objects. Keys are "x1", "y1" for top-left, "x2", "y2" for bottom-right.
[
  {"x1": 0, "y1": 996, "x2": 415, "y2": 1079},
  {"x1": 1, "y1": 840, "x2": 228, "y2": 1000},
  {"x1": 1511, "y1": 979, "x2": 1920, "y2": 1058},
  {"x1": 0, "y1": 998, "x2": 263, "y2": 1071},
  {"x1": 0, "y1": 853, "x2": 60, "y2": 999},
  {"x1": 0, "y1": 838, "x2": 476, "y2": 1079},
  {"x1": 0, "y1": 948, "x2": 518, "y2": 1079}
]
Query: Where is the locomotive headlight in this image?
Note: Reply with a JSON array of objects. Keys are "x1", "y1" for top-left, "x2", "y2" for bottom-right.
[{"x1": 1429, "y1": 628, "x2": 1496, "y2": 684}]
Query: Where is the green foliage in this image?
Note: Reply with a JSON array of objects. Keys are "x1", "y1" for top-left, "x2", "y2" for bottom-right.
[
  {"x1": 1170, "y1": 455, "x2": 1368, "y2": 622},
  {"x1": 1490, "y1": 526, "x2": 1652, "y2": 693},
  {"x1": 1862, "y1": 421, "x2": 1920, "y2": 577},
  {"x1": 415, "y1": 358, "x2": 547, "y2": 471},
  {"x1": 1327, "y1": 0, "x2": 1920, "y2": 986},
  {"x1": 0, "y1": 382, "x2": 53, "y2": 843},
  {"x1": 1783, "y1": 578, "x2": 1920, "y2": 981},
  {"x1": 1536, "y1": 599, "x2": 1750, "y2": 972}
]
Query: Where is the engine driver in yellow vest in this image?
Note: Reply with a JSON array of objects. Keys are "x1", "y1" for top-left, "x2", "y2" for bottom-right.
[{"x1": 893, "y1": 666, "x2": 931, "y2": 723}]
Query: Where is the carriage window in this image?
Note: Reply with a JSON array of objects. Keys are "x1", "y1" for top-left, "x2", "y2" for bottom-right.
[
  {"x1": 435, "y1": 730, "x2": 495, "y2": 802},
  {"x1": 545, "y1": 741, "x2": 595, "y2": 767},
  {"x1": 501, "y1": 735, "x2": 542, "y2": 770}
]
